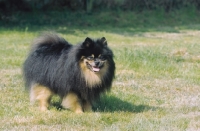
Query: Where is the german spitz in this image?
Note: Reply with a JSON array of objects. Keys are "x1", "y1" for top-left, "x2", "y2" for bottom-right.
[{"x1": 23, "y1": 33, "x2": 115, "y2": 113}]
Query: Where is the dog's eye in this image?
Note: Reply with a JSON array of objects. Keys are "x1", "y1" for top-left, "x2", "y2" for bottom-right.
[
  {"x1": 86, "y1": 56, "x2": 94, "y2": 60},
  {"x1": 99, "y1": 55, "x2": 106, "y2": 61}
]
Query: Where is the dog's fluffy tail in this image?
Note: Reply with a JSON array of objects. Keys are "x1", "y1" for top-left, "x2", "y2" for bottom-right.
[{"x1": 31, "y1": 33, "x2": 71, "y2": 53}]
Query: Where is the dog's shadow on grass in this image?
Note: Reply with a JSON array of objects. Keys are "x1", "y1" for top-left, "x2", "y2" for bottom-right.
[
  {"x1": 93, "y1": 95, "x2": 157, "y2": 113},
  {"x1": 51, "y1": 95, "x2": 157, "y2": 113}
]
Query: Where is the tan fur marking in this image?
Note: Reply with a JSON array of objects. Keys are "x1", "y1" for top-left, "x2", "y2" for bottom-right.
[
  {"x1": 30, "y1": 84, "x2": 53, "y2": 111},
  {"x1": 80, "y1": 57, "x2": 109, "y2": 88},
  {"x1": 61, "y1": 92, "x2": 83, "y2": 113}
]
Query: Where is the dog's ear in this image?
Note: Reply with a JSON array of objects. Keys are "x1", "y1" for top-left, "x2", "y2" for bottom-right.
[
  {"x1": 100, "y1": 37, "x2": 107, "y2": 46},
  {"x1": 82, "y1": 37, "x2": 94, "y2": 48}
]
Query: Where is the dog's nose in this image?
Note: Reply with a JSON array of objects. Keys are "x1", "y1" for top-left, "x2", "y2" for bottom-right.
[{"x1": 95, "y1": 61, "x2": 100, "y2": 66}]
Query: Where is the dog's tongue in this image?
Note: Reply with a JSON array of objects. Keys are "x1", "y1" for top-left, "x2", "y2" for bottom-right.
[{"x1": 92, "y1": 67, "x2": 100, "y2": 72}]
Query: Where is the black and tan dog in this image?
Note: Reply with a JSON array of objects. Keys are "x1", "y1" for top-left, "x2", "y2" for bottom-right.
[{"x1": 23, "y1": 33, "x2": 115, "y2": 113}]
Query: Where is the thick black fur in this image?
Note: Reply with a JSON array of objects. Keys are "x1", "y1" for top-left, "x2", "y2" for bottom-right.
[{"x1": 23, "y1": 33, "x2": 115, "y2": 105}]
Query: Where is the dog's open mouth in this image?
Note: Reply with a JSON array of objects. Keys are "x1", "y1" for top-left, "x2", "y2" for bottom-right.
[{"x1": 86, "y1": 62, "x2": 100, "y2": 72}]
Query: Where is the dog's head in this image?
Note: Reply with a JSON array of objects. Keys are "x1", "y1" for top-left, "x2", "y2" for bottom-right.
[
  {"x1": 79, "y1": 37, "x2": 114, "y2": 87},
  {"x1": 80, "y1": 37, "x2": 110, "y2": 74}
]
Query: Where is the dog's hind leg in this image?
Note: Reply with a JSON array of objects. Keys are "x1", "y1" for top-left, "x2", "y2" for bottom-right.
[
  {"x1": 61, "y1": 92, "x2": 83, "y2": 113},
  {"x1": 30, "y1": 84, "x2": 53, "y2": 111}
]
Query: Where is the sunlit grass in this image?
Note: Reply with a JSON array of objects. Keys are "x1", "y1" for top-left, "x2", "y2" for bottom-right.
[{"x1": 0, "y1": 10, "x2": 200, "y2": 130}]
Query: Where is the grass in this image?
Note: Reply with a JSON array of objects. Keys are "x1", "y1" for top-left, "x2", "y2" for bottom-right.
[{"x1": 0, "y1": 9, "x2": 200, "y2": 130}]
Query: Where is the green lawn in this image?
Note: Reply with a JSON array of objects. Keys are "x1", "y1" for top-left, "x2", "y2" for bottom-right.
[{"x1": 0, "y1": 10, "x2": 200, "y2": 130}]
